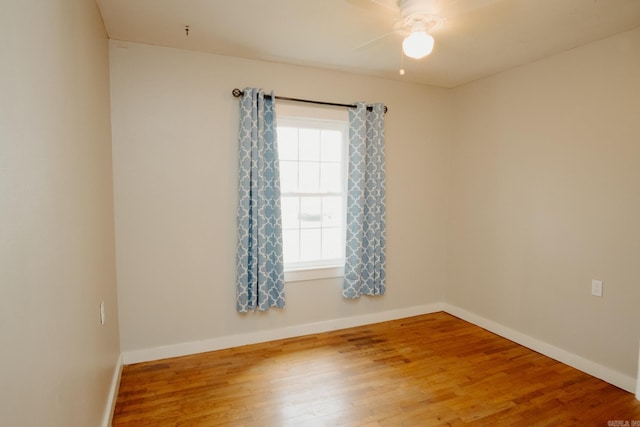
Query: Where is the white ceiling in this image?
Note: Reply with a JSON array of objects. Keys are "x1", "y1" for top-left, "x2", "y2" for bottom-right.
[{"x1": 96, "y1": 0, "x2": 640, "y2": 88}]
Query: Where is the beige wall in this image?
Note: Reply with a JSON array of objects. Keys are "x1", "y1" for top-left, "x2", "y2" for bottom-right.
[
  {"x1": 0, "y1": 0, "x2": 120, "y2": 426},
  {"x1": 448, "y1": 28, "x2": 640, "y2": 379},
  {"x1": 109, "y1": 41, "x2": 451, "y2": 353}
]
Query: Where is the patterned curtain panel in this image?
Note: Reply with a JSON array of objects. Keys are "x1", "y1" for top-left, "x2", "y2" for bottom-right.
[
  {"x1": 236, "y1": 88, "x2": 285, "y2": 312},
  {"x1": 343, "y1": 103, "x2": 387, "y2": 298}
]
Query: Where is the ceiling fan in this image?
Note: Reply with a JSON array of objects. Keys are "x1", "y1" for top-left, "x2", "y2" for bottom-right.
[{"x1": 352, "y1": 0, "x2": 502, "y2": 60}]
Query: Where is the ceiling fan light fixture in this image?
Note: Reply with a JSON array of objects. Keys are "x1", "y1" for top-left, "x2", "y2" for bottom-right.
[{"x1": 402, "y1": 30, "x2": 434, "y2": 59}]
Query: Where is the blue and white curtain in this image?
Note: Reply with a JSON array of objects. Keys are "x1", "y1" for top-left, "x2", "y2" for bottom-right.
[
  {"x1": 343, "y1": 103, "x2": 387, "y2": 298},
  {"x1": 236, "y1": 88, "x2": 285, "y2": 312}
]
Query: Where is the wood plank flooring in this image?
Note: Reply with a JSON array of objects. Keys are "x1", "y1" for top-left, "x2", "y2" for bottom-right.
[{"x1": 113, "y1": 312, "x2": 640, "y2": 426}]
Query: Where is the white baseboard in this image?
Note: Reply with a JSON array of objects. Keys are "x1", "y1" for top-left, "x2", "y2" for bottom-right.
[
  {"x1": 118, "y1": 301, "x2": 637, "y2": 397},
  {"x1": 102, "y1": 354, "x2": 123, "y2": 427},
  {"x1": 122, "y1": 302, "x2": 445, "y2": 365},
  {"x1": 442, "y1": 303, "x2": 637, "y2": 394}
]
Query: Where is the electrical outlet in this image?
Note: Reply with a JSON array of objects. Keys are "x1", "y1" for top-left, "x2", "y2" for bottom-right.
[
  {"x1": 591, "y1": 280, "x2": 603, "y2": 297},
  {"x1": 100, "y1": 301, "x2": 105, "y2": 325}
]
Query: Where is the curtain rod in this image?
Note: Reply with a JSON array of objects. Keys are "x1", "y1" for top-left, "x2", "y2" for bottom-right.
[{"x1": 231, "y1": 88, "x2": 387, "y2": 114}]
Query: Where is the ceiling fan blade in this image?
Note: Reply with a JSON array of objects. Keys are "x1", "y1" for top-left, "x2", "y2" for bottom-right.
[{"x1": 353, "y1": 30, "x2": 399, "y2": 51}]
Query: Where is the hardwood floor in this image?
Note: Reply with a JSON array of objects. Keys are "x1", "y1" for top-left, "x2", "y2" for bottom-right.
[{"x1": 113, "y1": 312, "x2": 640, "y2": 426}]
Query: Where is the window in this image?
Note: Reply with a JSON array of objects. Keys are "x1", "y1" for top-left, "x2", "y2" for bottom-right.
[{"x1": 276, "y1": 104, "x2": 348, "y2": 282}]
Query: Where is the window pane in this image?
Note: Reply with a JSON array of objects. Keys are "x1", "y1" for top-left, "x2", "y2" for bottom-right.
[
  {"x1": 322, "y1": 228, "x2": 343, "y2": 260},
  {"x1": 277, "y1": 116, "x2": 347, "y2": 272},
  {"x1": 320, "y1": 163, "x2": 342, "y2": 193},
  {"x1": 281, "y1": 196, "x2": 300, "y2": 230},
  {"x1": 298, "y1": 162, "x2": 320, "y2": 193},
  {"x1": 321, "y1": 130, "x2": 342, "y2": 162},
  {"x1": 298, "y1": 128, "x2": 320, "y2": 161},
  {"x1": 283, "y1": 229, "x2": 300, "y2": 264},
  {"x1": 300, "y1": 197, "x2": 322, "y2": 229},
  {"x1": 322, "y1": 196, "x2": 343, "y2": 227},
  {"x1": 277, "y1": 127, "x2": 298, "y2": 161},
  {"x1": 280, "y1": 161, "x2": 298, "y2": 193},
  {"x1": 300, "y1": 229, "x2": 321, "y2": 261}
]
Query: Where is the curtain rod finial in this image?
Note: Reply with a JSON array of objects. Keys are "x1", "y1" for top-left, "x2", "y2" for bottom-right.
[{"x1": 232, "y1": 88, "x2": 243, "y2": 98}]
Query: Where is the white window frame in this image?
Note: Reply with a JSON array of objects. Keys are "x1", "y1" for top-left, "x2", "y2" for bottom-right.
[{"x1": 276, "y1": 103, "x2": 349, "y2": 282}]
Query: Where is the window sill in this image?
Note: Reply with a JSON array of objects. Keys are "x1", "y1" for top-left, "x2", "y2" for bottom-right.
[{"x1": 284, "y1": 265, "x2": 344, "y2": 283}]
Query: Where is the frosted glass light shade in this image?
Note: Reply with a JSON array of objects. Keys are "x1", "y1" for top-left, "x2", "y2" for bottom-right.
[{"x1": 402, "y1": 31, "x2": 434, "y2": 59}]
